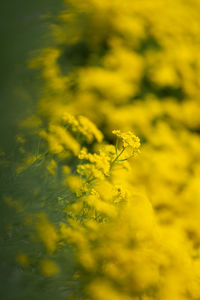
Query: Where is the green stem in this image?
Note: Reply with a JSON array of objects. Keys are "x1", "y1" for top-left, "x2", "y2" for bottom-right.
[
  {"x1": 115, "y1": 138, "x2": 119, "y2": 155},
  {"x1": 86, "y1": 177, "x2": 96, "y2": 184},
  {"x1": 118, "y1": 154, "x2": 135, "y2": 162},
  {"x1": 110, "y1": 147, "x2": 126, "y2": 171}
]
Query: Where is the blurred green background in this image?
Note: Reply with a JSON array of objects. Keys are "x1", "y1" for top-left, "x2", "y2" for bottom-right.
[
  {"x1": 0, "y1": 2, "x2": 70, "y2": 299},
  {"x1": 0, "y1": 0, "x2": 63, "y2": 153}
]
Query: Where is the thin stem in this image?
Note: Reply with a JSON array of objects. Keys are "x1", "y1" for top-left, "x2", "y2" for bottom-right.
[
  {"x1": 118, "y1": 153, "x2": 135, "y2": 162},
  {"x1": 118, "y1": 158, "x2": 128, "y2": 162},
  {"x1": 36, "y1": 137, "x2": 41, "y2": 158},
  {"x1": 110, "y1": 147, "x2": 126, "y2": 171},
  {"x1": 86, "y1": 177, "x2": 96, "y2": 184},
  {"x1": 115, "y1": 138, "x2": 119, "y2": 155}
]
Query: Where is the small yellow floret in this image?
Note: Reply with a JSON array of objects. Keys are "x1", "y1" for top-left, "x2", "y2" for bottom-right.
[
  {"x1": 40, "y1": 259, "x2": 59, "y2": 276},
  {"x1": 16, "y1": 253, "x2": 30, "y2": 267}
]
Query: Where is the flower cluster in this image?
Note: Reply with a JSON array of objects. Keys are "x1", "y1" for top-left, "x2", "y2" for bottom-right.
[
  {"x1": 38, "y1": 114, "x2": 103, "y2": 157},
  {"x1": 77, "y1": 129, "x2": 140, "y2": 183},
  {"x1": 62, "y1": 113, "x2": 103, "y2": 143},
  {"x1": 112, "y1": 130, "x2": 140, "y2": 150},
  {"x1": 77, "y1": 147, "x2": 111, "y2": 181}
]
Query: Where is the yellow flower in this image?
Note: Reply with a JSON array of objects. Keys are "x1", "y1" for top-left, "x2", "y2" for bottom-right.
[
  {"x1": 62, "y1": 113, "x2": 103, "y2": 143},
  {"x1": 78, "y1": 115, "x2": 103, "y2": 143},
  {"x1": 65, "y1": 175, "x2": 85, "y2": 195},
  {"x1": 77, "y1": 147, "x2": 111, "y2": 181},
  {"x1": 112, "y1": 130, "x2": 140, "y2": 149}
]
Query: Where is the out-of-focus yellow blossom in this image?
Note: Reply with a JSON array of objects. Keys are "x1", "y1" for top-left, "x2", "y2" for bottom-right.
[
  {"x1": 46, "y1": 159, "x2": 57, "y2": 175},
  {"x1": 4, "y1": 197, "x2": 24, "y2": 212},
  {"x1": 20, "y1": 115, "x2": 42, "y2": 129},
  {"x1": 40, "y1": 124, "x2": 80, "y2": 155},
  {"x1": 35, "y1": 213, "x2": 59, "y2": 254},
  {"x1": 29, "y1": 47, "x2": 67, "y2": 93},
  {"x1": 65, "y1": 175, "x2": 85, "y2": 195},
  {"x1": 62, "y1": 113, "x2": 103, "y2": 143},
  {"x1": 62, "y1": 165, "x2": 71, "y2": 175},
  {"x1": 87, "y1": 280, "x2": 133, "y2": 300},
  {"x1": 40, "y1": 259, "x2": 60, "y2": 276},
  {"x1": 78, "y1": 115, "x2": 103, "y2": 143},
  {"x1": 16, "y1": 135, "x2": 25, "y2": 144},
  {"x1": 16, "y1": 253, "x2": 30, "y2": 267},
  {"x1": 78, "y1": 67, "x2": 135, "y2": 103}
]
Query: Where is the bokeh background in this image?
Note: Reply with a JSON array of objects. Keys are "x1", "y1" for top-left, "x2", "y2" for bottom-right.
[
  {"x1": 1, "y1": 1, "x2": 200, "y2": 300},
  {"x1": 1, "y1": 1, "x2": 62, "y2": 299}
]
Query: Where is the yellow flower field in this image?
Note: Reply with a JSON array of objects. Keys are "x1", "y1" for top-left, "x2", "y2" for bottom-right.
[{"x1": 2, "y1": 0, "x2": 200, "y2": 299}]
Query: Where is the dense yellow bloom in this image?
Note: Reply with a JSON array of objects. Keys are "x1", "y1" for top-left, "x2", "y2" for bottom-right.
[
  {"x1": 40, "y1": 124, "x2": 80, "y2": 155},
  {"x1": 77, "y1": 147, "x2": 111, "y2": 180},
  {"x1": 112, "y1": 130, "x2": 140, "y2": 148},
  {"x1": 62, "y1": 113, "x2": 103, "y2": 143}
]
